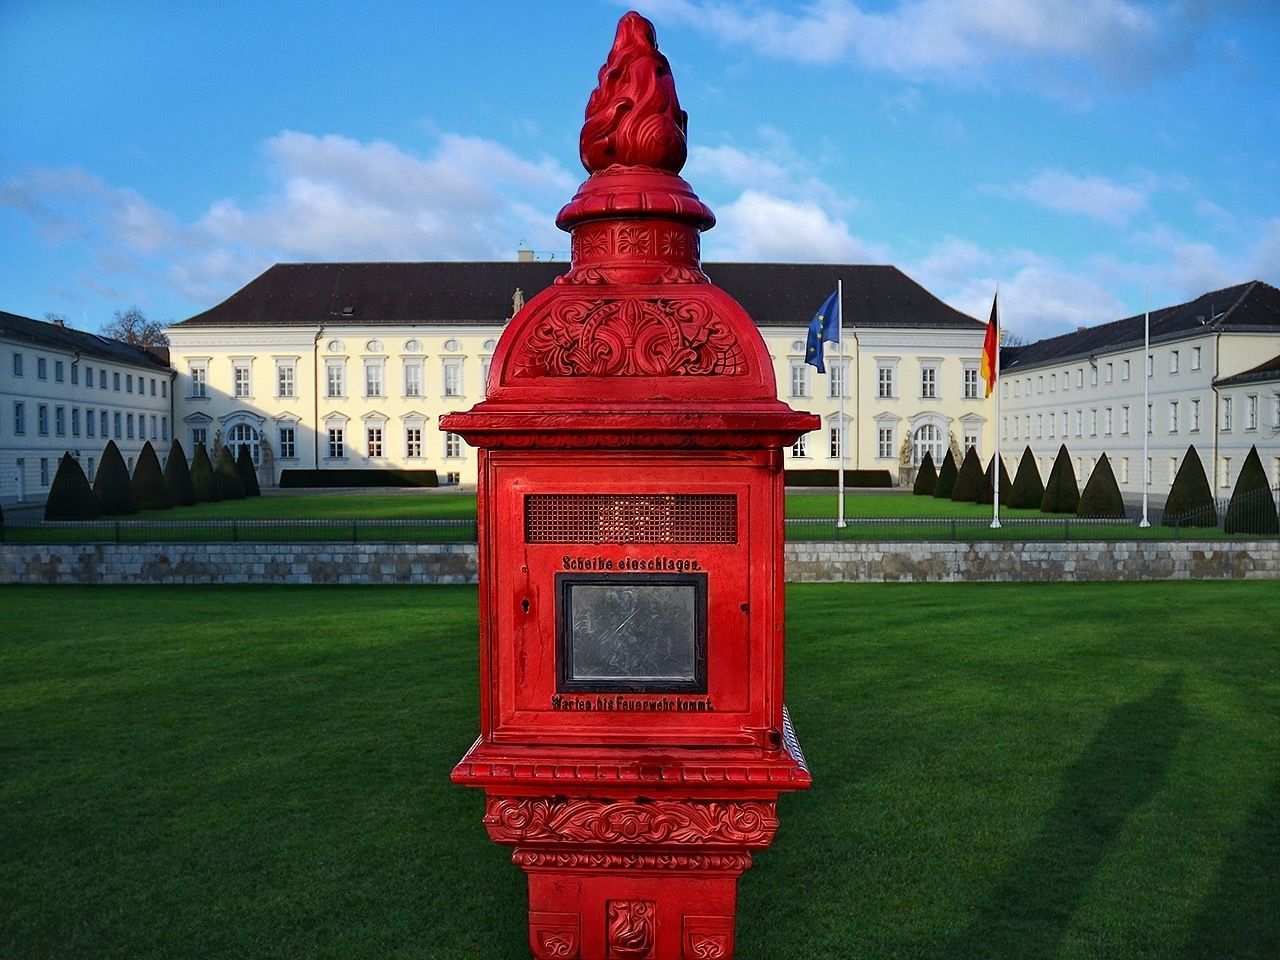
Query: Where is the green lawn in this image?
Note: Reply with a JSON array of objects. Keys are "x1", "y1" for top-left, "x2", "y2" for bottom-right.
[
  {"x1": 2, "y1": 583, "x2": 1276, "y2": 959},
  {"x1": 158, "y1": 491, "x2": 477, "y2": 520}
]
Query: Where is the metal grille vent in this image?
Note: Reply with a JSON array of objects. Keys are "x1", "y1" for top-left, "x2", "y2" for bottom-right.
[{"x1": 525, "y1": 494, "x2": 737, "y2": 544}]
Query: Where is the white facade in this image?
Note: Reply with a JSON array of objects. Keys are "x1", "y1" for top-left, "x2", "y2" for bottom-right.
[
  {"x1": 1001, "y1": 328, "x2": 1280, "y2": 496},
  {"x1": 1, "y1": 322, "x2": 175, "y2": 506}
]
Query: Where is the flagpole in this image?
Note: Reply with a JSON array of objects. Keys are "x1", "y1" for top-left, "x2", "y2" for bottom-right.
[
  {"x1": 836, "y1": 277, "x2": 847, "y2": 528},
  {"x1": 1139, "y1": 288, "x2": 1151, "y2": 527},
  {"x1": 991, "y1": 286, "x2": 1002, "y2": 529}
]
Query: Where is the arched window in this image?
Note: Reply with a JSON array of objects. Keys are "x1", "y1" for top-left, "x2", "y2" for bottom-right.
[
  {"x1": 913, "y1": 424, "x2": 943, "y2": 467},
  {"x1": 227, "y1": 423, "x2": 259, "y2": 467}
]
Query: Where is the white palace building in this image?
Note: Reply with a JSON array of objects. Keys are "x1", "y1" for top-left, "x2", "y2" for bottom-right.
[{"x1": 3, "y1": 263, "x2": 1277, "y2": 507}]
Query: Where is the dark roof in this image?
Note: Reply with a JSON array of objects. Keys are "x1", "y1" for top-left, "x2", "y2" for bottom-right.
[
  {"x1": 0, "y1": 311, "x2": 170, "y2": 370},
  {"x1": 173, "y1": 261, "x2": 982, "y2": 330},
  {"x1": 1003, "y1": 281, "x2": 1280, "y2": 372},
  {"x1": 1215, "y1": 352, "x2": 1280, "y2": 388}
]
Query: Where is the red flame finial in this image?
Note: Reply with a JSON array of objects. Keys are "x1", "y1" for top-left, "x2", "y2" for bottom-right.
[{"x1": 580, "y1": 11, "x2": 688, "y2": 174}]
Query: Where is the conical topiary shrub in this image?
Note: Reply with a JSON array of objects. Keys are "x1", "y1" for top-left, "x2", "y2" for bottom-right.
[
  {"x1": 933, "y1": 449, "x2": 959, "y2": 499},
  {"x1": 950, "y1": 447, "x2": 985, "y2": 501},
  {"x1": 912, "y1": 452, "x2": 937, "y2": 495},
  {"x1": 1224, "y1": 446, "x2": 1279, "y2": 535},
  {"x1": 44, "y1": 453, "x2": 98, "y2": 520},
  {"x1": 164, "y1": 439, "x2": 197, "y2": 507},
  {"x1": 190, "y1": 443, "x2": 220, "y2": 503},
  {"x1": 1161, "y1": 445, "x2": 1215, "y2": 527},
  {"x1": 976, "y1": 454, "x2": 1013, "y2": 505},
  {"x1": 235, "y1": 445, "x2": 261, "y2": 497},
  {"x1": 131, "y1": 441, "x2": 171, "y2": 511},
  {"x1": 1040, "y1": 444, "x2": 1080, "y2": 514},
  {"x1": 93, "y1": 440, "x2": 137, "y2": 516},
  {"x1": 1077, "y1": 453, "x2": 1126, "y2": 519},
  {"x1": 1008, "y1": 446, "x2": 1045, "y2": 509},
  {"x1": 214, "y1": 447, "x2": 246, "y2": 500}
]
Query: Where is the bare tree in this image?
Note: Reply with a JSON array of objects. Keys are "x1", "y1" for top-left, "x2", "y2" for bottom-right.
[
  {"x1": 1002, "y1": 331, "x2": 1029, "y2": 347},
  {"x1": 44, "y1": 312, "x2": 70, "y2": 327},
  {"x1": 103, "y1": 307, "x2": 169, "y2": 347}
]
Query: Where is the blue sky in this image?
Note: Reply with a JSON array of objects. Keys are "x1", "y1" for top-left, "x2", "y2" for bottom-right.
[{"x1": 2, "y1": 0, "x2": 1277, "y2": 340}]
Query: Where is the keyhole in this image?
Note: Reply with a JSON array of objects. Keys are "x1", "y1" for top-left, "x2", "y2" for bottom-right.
[{"x1": 521, "y1": 599, "x2": 530, "y2": 614}]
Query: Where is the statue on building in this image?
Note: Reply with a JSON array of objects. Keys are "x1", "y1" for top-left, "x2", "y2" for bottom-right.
[
  {"x1": 257, "y1": 436, "x2": 275, "y2": 489},
  {"x1": 512, "y1": 287, "x2": 525, "y2": 316}
]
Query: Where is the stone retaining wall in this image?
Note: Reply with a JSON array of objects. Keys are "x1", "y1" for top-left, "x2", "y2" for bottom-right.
[{"x1": 2, "y1": 540, "x2": 1276, "y2": 585}]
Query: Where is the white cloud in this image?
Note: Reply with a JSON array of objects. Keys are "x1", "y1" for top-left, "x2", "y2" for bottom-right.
[
  {"x1": 988, "y1": 169, "x2": 1156, "y2": 225},
  {"x1": 640, "y1": 0, "x2": 1169, "y2": 86},
  {"x1": 706, "y1": 189, "x2": 887, "y2": 261}
]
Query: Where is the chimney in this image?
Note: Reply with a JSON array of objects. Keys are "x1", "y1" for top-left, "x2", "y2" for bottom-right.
[{"x1": 517, "y1": 249, "x2": 537, "y2": 262}]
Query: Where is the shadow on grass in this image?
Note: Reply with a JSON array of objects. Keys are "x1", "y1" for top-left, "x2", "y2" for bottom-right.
[
  {"x1": 932, "y1": 673, "x2": 1187, "y2": 960},
  {"x1": 1178, "y1": 773, "x2": 1280, "y2": 959}
]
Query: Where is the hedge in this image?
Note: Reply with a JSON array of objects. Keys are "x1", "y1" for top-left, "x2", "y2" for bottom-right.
[
  {"x1": 1077, "y1": 453, "x2": 1126, "y2": 519},
  {"x1": 44, "y1": 454, "x2": 98, "y2": 520},
  {"x1": 190, "y1": 444, "x2": 220, "y2": 503},
  {"x1": 784, "y1": 469, "x2": 893, "y2": 488},
  {"x1": 932, "y1": 449, "x2": 959, "y2": 499},
  {"x1": 164, "y1": 439, "x2": 198, "y2": 507},
  {"x1": 950, "y1": 447, "x2": 985, "y2": 502},
  {"x1": 92, "y1": 440, "x2": 137, "y2": 516},
  {"x1": 131, "y1": 442, "x2": 172, "y2": 511},
  {"x1": 1008, "y1": 446, "x2": 1045, "y2": 509},
  {"x1": 976, "y1": 454, "x2": 1013, "y2": 505},
  {"x1": 912, "y1": 453, "x2": 937, "y2": 495},
  {"x1": 1224, "y1": 446, "x2": 1279, "y2": 535},
  {"x1": 279, "y1": 469, "x2": 441, "y2": 488},
  {"x1": 235, "y1": 445, "x2": 261, "y2": 497},
  {"x1": 1040, "y1": 444, "x2": 1080, "y2": 514},
  {"x1": 1161, "y1": 445, "x2": 1215, "y2": 527},
  {"x1": 213, "y1": 447, "x2": 246, "y2": 500}
]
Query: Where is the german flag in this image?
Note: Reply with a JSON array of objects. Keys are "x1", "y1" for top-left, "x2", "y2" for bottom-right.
[{"x1": 980, "y1": 293, "x2": 999, "y2": 398}]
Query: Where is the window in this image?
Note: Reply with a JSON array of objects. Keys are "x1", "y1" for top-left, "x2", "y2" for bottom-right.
[
  {"x1": 12, "y1": 352, "x2": 22, "y2": 377},
  {"x1": 1191, "y1": 398, "x2": 1201, "y2": 431},
  {"x1": 328, "y1": 428, "x2": 345, "y2": 459},
  {"x1": 192, "y1": 427, "x2": 208, "y2": 450},
  {"x1": 1002, "y1": 417, "x2": 1008, "y2": 440},
  {"x1": 37, "y1": 357, "x2": 47, "y2": 379},
  {"x1": 364, "y1": 361, "x2": 384, "y2": 398},
  {"x1": 1121, "y1": 406, "x2": 1130, "y2": 435},
  {"x1": 829, "y1": 425, "x2": 844, "y2": 459},
  {"x1": 1192, "y1": 346, "x2": 1202, "y2": 370},
  {"x1": 138, "y1": 415, "x2": 146, "y2": 440},
  {"x1": 405, "y1": 427, "x2": 422, "y2": 458},
  {"x1": 126, "y1": 413, "x2": 134, "y2": 440},
  {"x1": 1146, "y1": 354, "x2": 1153, "y2": 378},
  {"x1": 921, "y1": 365, "x2": 938, "y2": 399},
  {"x1": 1120, "y1": 458, "x2": 1130, "y2": 484},
  {"x1": 913, "y1": 425, "x2": 944, "y2": 467},
  {"x1": 404, "y1": 361, "x2": 423, "y2": 397},
  {"x1": 1077, "y1": 368, "x2": 1084, "y2": 388},
  {"x1": 1047, "y1": 411, "x2": 1055, "y2": 437},
  {"x1": 1011, "y1": 416, "x2": 1018, "y2": 440},
  {"x1": 1245, "y1": 394, "x2": 1258, "y2": 431},
  {"x1": 150, "y1": 415, "x2": 157, "y2": 440},
  {"x1": 444, "y1": 431, "x2": 463, "y2": 458},
  {"x1": 100, "y1": 411, "x2": 108, "y2": 437},
  {"x1": 443, "y1": 359, "x2": 463, "y2": 397},
  {"x1": 789, "y1": 362, "x2": 809, "y2": 398},
  {"x1": 1090, "y1": 409, "x2": 1097, "y2": 437},
  {"x1": 13, "y1": 402, "x2": 25, "y2": 435},
  {"x1": 1001, "y1": 381, "x2": 1008, "y2": 400},
  {"x1": 1105, "y1": 362, "x2": 1113, "y2": 383},
  {"x1": 114, "y1": 413, "x2": 121, "y2": 438},
  {"x1": 150, "y1": 378, "x2": 156, "y2": 396},
  {"x1": 829, "y1": 361, "x2": 847, "y2": 399},
  {"x1": 52, "y1": 406, "x2": 65, "y2": 436},
  {"x1": 1146, "y1": 402, "x2": 1152, "y2": 435},
  {"x1": 233, "y1": 364, "x2": 251, "y2": 398},
  {"x1": 326, "y1": 361, "x2": 345, "y2": 398},
  {"x1": 277, "y1": 363, "x2": 295, "y2": 399},
  {"x1": 86, "y1": 408, "x2": 95, "y2": 437},
  {"x1": 40, "y1": 458, "x2": 49, "y2": 486},
  {"x1": 964, "y1": 365, "x2": 979, "y2": 399},
  {"x1": 1062, "y1": 370, "x2": 1069, "y2": 392},
  {"x1": 71, "y1": 364, "x2": 79, "y2": 385},
  {"x1": 86, "y1": 367, "x2": 94, "y2": 388},
  {"x1": 1036, "y1": 413, "x2": 1043, "y2": 438},
  {"x1": 38, "y1": 404, "x2": 48, "y2": 435},
  {"x1": 1090, "y1": 366, "x2": 1098, "y2": 387},
  {"x1": 1037, "y1": 376, "x2": 1044, "y2": 395},
  {"x1": 878, "y1": 426, "x2": 894, "y2": 459},
  {"x1": 190, "y1": 365, "x2": 207, "y2": 398},
  {"x1": 1170, "y1": 350, "x2": 1179, "y2": 374},
  {"x1": 71, "y1": 408, "x2": 80, "y2": 437},
  {"x1": 1169, "y1": 457, "x2": 1178, "y2": 485},
  {"x1": 87, "y1": 457, "x2": 95, "y2": 481},
  {"x1": 126, "y1": 374, "x2": 133, "y2": 393},
  {"x1": 1221, "y1": 397, "x2": 1232, "y2": 431},
  {"x1": 791, "y1": 434, "x2": 808, "y2": 458},
  {"x1": 161, "y1": 381, "x2": 167, "y2": 398},
  {"x1": 1075, "y1": 410, "x2": 1083, "y2": 437},
  {"x1": 964, "y1": 432, "x2": 978, "y2": 454},
  {"x1": 1122, "y1": 359, "x2": 1130, "y2": 381},
  {"x1": 161, "y1": 416, "x2": 168, "y2": 441},
  {"x1": 1050, "y1": 373, "x2": 1057, "y2": 393},
  {"x1": 278, "y1": 426, "x2": 296, "y2": 459},
  {"x1": 99, "y1": 368, "x2": 107, "y2": 390},
  {"x1": 1104, "y1": 407, "x2": 1113, "y2": 436},
  {"x1": 877, "y1": 364, "x2": 895, "y2": 398},
  {"x1": 1221, "y1": 457, "x2": 1231, "y2": 488},
  {"x1": 1169, "y1": 401, "x2": 1179, "y2": 433},
  {"x1": 481, "y1": 358, "x2": 492, "y2": 397},
  {"x1": 366, "y1": 426, "x2": 383, "y2": 458}
]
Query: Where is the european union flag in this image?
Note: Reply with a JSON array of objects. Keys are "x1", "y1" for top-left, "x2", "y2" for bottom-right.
[{"x1": 804, "y1": 290, "x2": 841, "y2": 374}]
